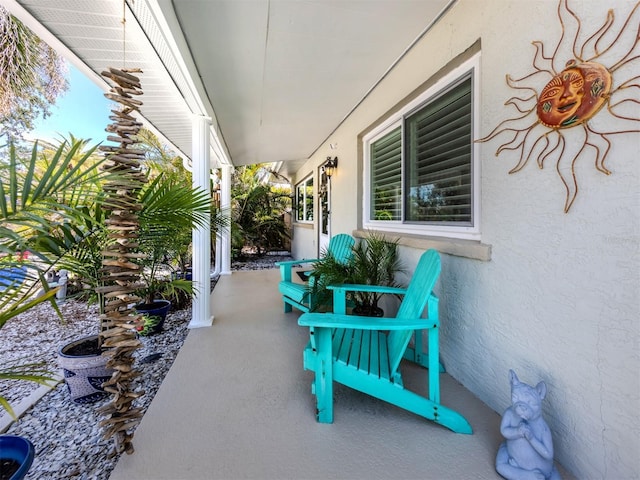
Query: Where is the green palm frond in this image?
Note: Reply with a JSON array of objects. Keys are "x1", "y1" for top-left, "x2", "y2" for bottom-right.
[
  {"x1": 0, "y1": 358, "x2": 57, "y2": 419},
  {"x1": 0, "y1": 139, "x2": 108, "y2": 330},
  {"x1": 138, "y1": 174, "x2": 210, "y2": 231},
  {"x1": 0, "y1": 286, "x2": 58, "y2": 330},
  {"x1": 0, "y1": 140, "x2": 111, "y2": 260}
]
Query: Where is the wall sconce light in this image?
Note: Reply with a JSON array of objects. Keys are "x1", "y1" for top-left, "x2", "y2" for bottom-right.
[{"x1": 323, "y1": 156, "x2": 338, "y2": 179}]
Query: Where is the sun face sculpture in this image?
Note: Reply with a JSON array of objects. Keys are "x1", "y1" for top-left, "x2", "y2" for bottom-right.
[{"x1": 479, "y1": 0, "x2": 639, "y2": 212}]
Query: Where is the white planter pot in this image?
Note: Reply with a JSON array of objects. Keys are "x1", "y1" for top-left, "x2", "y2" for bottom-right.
[{"x1": 58, "y1": 335, "x2": 112, "y2": 404}]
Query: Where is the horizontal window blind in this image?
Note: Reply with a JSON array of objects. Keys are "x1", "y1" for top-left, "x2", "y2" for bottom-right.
[
  {"x1": 370, "y1": 127, "x2": 402, "y2": 221},
  {"x1": 405, "y1": 77, "x2": 472, "y2": 224}
]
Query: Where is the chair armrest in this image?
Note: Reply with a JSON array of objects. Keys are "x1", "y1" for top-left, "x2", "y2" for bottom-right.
[
  {"x1": 275, "y1": 258, "x2": 320, "y2": 268},
  {"x1": 298, "y1": 312, "x2": 436, "y2": 330},
  {"x1": 327, "y1": 284, "x2": 407, "y2": 295},
  {"x1": 276, "y1": 258, "x2": 321, "y2": 282}
]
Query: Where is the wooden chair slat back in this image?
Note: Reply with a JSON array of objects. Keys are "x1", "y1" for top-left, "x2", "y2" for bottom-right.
[
  {"x1": 387, "y1": 249, "x2": 441, "y2": 376},
  {"x1": 328, "y1": 233, "x2": 355, "y2": 265}
]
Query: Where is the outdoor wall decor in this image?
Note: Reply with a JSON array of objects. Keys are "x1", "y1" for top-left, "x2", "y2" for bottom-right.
[
  {"x1": 478, "y1": 0, "x2": 639, "y2": 212},
  {"x1": 96, "y1": 66, "x2": 146, "y2": 456},
  {"x1": 496, "y1": 370, "x2": 561, "y2": 480}
]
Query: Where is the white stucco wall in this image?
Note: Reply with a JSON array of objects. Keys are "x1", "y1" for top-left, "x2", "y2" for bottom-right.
[
  {"x1": 290, "y1": 223, "x2": 316, "y2": 259},
  {"x1": 290, "y1": 1, "x2": 640, "y2": 478}
]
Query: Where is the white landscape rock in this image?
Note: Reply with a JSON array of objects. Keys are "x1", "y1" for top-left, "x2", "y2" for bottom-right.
[{"x1": 0, "y1": 300, "x2": 190, "y2": 479}]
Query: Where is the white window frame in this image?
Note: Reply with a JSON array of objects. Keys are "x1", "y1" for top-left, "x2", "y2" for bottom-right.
[
  {"x1": 363, "y1": 54, "x2": 481, "y2": 241},
  {"x1": 295, "y1": 175, "x2": 314, "y2": 224}
]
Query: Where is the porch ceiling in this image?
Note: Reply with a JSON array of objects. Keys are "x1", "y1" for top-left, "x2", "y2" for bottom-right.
[{"x1": 8, "y1": 0, "x2": 453, "y2": 176}]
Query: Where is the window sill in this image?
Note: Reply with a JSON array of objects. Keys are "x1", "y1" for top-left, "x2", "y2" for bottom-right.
[{"x1": 352, "y1": 229, "x2": 491, "y2": 261}]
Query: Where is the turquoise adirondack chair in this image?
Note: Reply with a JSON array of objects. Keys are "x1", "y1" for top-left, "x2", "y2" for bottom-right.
[
  {"x1": 276, "y1": 233, "x2": 355, "y2": 313},
  {"x1": 298, "y1": 249, "x2": 472, "y2": 434}
]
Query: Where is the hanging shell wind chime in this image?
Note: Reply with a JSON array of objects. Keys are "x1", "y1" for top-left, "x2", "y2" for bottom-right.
[{"x1": 95, "y1": 66, "x2": 147, "y2": 455}]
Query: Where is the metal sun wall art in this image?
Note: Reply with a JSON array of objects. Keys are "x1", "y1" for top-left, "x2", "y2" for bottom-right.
[{"x1": 478, "y1": 0, "x2": 639, "y2": 213}]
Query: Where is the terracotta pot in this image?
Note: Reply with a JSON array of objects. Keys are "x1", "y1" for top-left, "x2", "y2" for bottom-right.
[{"x1": 58, "y1": 335, "x2": 112, "y2": 404}]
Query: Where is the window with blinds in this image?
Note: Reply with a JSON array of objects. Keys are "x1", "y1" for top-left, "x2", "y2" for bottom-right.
[
  {"x1": 405, "y1": 76, "x2": 472, "y2": 224},
  {"x1": 364, "y1": 57, "x2": 478, "y2": 238},
  {"x1": 370, "y1": 127, "x2": 402, "y2": 221}
]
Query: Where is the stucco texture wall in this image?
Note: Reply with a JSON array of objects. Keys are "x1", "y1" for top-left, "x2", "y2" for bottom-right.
[{"x1": 291, "y1": 1, "x2": 639, "y2": 478}]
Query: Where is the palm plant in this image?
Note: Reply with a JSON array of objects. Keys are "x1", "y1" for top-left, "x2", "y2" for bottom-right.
[
  {"x1": 309, "y1": 232, "x2": 404, "y2": 316},
  {"x1": 57, "y1": 171, "x2": 225, "y2": 309},
  {"x1": 134, "y1": 173, "x2": 212, "y2": 305},
  {"x1": 0, "y1": 138, "x2": 108, "y2": 304},
  {"x1": 347, "y1": 232, "x2": 404, "y2": 315},
  {"x1": 0, "y1": 138, "x2": 112, "y2": 415},
  {"x1": 49, "y1": 130, "x2": 221, "y2": 308}
]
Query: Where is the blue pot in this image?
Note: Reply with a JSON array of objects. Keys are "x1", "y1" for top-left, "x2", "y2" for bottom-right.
[
  {"x1": 172, "y1": 268, "x2": 192, "y2": 281},
  {"x1": 135, "y1": 299, "x2": 171, "y2": 335},
  {"x1": 0, "y1": 435, "x2": 35, "y2": 480}
]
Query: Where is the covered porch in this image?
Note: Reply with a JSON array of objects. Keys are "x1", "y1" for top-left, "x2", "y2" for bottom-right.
[{"x1": 110, "y1": 268, "x2": 571, "y2": 480}]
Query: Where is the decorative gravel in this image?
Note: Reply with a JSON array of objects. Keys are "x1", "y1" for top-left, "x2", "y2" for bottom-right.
[
  {"x1": 1, "y1": 301, "x2": 191, "y2": 480},
  {"x1": 0, "y1": 253, "x2": 291, "y2": 480},
  {"x1": 231, "y1": 251, "x2": 292, "y2": 271}
]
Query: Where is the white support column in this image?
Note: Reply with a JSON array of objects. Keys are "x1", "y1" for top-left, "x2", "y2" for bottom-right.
[
  {"x1": 214, "y1": 234, "x2": 222, "y2": 276},
  {"x1": 190, "y1": 115, "x2": 213, "y2": 328},
  {"x1": 220, "y1": 164, "x2": 232, "y2": 275},
  {"x1": 212, "y1": 169, "x2": 221, "y2": 276}
]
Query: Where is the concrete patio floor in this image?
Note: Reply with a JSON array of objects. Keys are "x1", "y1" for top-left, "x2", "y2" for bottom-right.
[{"x1": 110, "y1": 268, "x2": 574, "y2": 480}]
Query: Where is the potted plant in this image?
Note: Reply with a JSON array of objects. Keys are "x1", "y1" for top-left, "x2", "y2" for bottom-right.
[
  {"x1": 133, "y1": 279, "x2": 193, "y2": 336},
  {"x1": 347, "y1": 231, "x2": 404, "y2": 316},
  {"x1": 57, "y1": 178, "x2": 209, "y2": 402},
  {"x1": 131, "y1": 174, "x2": 209, "y2": 335},
  {"x1": 50, "y1": 138, "x2": 213, "y2": 408},
  {"x1": 309, "y1": 231, "x2": 404, "y2": 316}
]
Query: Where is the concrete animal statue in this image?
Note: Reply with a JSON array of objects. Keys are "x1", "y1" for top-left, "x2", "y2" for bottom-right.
[{"x1": 496, "y1": 370, "x2": 561, "y2": 480}]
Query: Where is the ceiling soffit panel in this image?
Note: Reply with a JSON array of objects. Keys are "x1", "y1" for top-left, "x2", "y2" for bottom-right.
[
  {"x1": 172, "y1": 0, "x2": 269, "y2": 166},
  {"x1": 12, "y1": 0, "x2": 455, "y2": 172},
  {"x1": 173, "y1": 0, "x2": 453, "y2": 168},
  {"x1": 128, "y1": 0, "x2": 232, "y2": 166}
]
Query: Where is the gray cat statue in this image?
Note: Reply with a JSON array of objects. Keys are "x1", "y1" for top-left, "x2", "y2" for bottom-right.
[{"x1": 496, "y1": 370, "x2": 561, "y2": 480}]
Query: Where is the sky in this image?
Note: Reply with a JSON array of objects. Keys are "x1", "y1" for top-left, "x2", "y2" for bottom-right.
[{"x1": 30, "y1": 64, "x2": 113, "y2": 146}]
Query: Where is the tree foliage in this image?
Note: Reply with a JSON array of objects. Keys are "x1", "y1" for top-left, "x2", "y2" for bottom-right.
[
  {"x1": 134, "y1": 128, "x2": 192, "y2": 183},
  {"x1": 0, "y1": 6, "x2": 68, "y2": 143},
  {"x1": 231, "y1": 164, "x2": 290, "y2": 257}
]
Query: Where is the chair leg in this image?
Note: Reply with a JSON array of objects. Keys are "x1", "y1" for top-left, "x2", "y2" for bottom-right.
[
  {"x1": 428, "y1": 326, "x2": 440, "y2": 405},
  {"x1": 284, "y1": 302, "x2": 292, "y2": 313},
  {"x1": 405, "y1": 331, "x2": 445, "y2": 373},
  {"x1": 314, "y1": 327, "x2": 333, "y2": 423},
  {"x1": 356, "y1": 375, "x2": 472, "y2": 434}
]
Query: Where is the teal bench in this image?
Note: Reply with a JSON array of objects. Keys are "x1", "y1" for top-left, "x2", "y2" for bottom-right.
[
  {"x1": 298, "y1": 249, "x2": 472, "y2": 434},
  {"x1": 276, "y1": 233, "x2": 354, "y2": 313}
]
